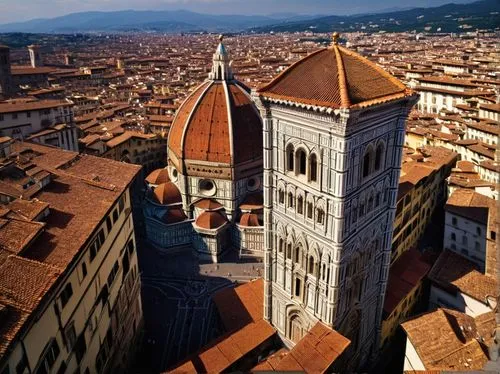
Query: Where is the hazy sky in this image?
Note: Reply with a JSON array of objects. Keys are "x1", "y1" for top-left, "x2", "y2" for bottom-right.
[{"x1": 0, "y1": 0, "x2": 475, "y2": 23}]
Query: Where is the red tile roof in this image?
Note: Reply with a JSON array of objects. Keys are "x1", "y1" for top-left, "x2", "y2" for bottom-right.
[
  {"x1": 384, "y1": 249, "x2": 431, "y2": 315},
  {"x1": 428, "y1": 249, "x2": 497, "y2": 302},
  {"x1": 239, "y1": 213, "x2": 261, "y2": 227},
  {"x1": 257, "y1": 44, "x2": 412, "y2": 109},
  {"x1": 401, "y1": 308, "x2": 495, "y2": 371},
  {"x1": 194, "y1": 210, "x2": 228, "y2": 230},
  {"x1": 145, "y1": 168, "x2": 171, "y2": 185},
  {"x1": 153, "y1": 182, "x2": 182, "y2": 205},
  {"x1": 270, "y1": 322, "x2": 350, "y2": 373}
]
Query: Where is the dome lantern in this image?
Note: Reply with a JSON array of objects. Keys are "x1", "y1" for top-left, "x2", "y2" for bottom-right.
[{"x1": 208, "y1": 34, "x2": 233, "y2": 81}]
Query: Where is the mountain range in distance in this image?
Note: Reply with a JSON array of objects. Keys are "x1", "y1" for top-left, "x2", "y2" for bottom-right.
[{"x1": 0, "y1": 0, "x2": 497, "y2": 34}]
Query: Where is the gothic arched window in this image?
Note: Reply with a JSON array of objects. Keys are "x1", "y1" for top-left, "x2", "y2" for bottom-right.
[
  {"x1": 297, "y1": 195, "x2": 304, "y2": 215},
  {"x1": 286, "y1": 144, "x2": 294, "y2": 171},
  {"x1": 294, "y1": 246, "x2": 301, "y2": 264},
  {"x1": 287, "y1": 243, "x2": 292, "y2": 259},
  {"x1": 279, "y1": 238, "x2": 284, "y2": 253},
  {"x1": 317, "y1": 208, "x2": 325, "y2": 225},
  {"x1": 363, "y1": 150, "x2": 371, "y2": 177},
  {"x1": 310, "y1": 154, "x2": 318, "y2": 182},
  {"x1": 307, "y1": 202, "x2": 313, "y2": 219},
  {"x1": 288, "y1": 192, "x2": 294, "y2": 208},
  {"x1": 375, "y1": 143, "x2": 385, "y2": 170},
  {"x1": 278, "y1": 189, "x2": 285, "y2": 204},
  {"x1": 297, "y1": 149, "x2": 306, "y2": 175},
  {"x1": 308, "y1": 256, "x2": 315, "y2": 275}
]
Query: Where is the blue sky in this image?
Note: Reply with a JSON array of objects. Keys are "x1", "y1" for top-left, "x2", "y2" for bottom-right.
[{"x1": 0, "y1": 0, "x2": 475, "y2": 23}]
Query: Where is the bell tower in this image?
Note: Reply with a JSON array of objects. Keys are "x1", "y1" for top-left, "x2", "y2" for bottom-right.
[
  {"x1": 0, "y1": 44, "x2": 13, "y2": 99},
  {"x1": 254, "y1": 33, "x2": 417, "y2": 368}
]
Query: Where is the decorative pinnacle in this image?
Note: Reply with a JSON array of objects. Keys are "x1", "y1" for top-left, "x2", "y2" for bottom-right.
[
  {"x1": 331, "y1": 32, "x2": 340, "y2": 46},
  {"x1": 218, "y1": 34, "x2": 224, "y2": 42}
]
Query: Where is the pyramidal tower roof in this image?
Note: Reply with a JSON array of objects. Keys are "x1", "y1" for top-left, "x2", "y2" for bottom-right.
[{"x1": 257, "y1": 32, "x2": 413, "y2": 110}]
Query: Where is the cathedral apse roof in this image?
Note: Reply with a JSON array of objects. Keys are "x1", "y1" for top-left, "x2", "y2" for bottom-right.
[{"x1": 257, "y1": 35, "x2": 413, "y2": 110}]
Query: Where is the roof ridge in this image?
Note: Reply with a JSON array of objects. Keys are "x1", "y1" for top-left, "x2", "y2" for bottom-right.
[
  {"x1": 331, "y1": 45, "x2": 350, "y2": 108},
  {"x1": 337, "y1": 45, "x2": 407, "y2": 91},
  {"x1": 256, "y1": 48, "x2": 327, "y2": 93},
  {"x1": 179, "y1": 80, "x2": 213, "y2": 156}
]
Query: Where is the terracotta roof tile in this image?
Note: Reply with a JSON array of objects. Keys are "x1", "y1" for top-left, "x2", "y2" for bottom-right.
[
  {"x1": 0, "y1": 218, "x2": 45, "y2": 255},
  {"x1": 274, "y1": 322, "x2": 350, "y2": 373},
  {"x1": 384, "y1": 249, "x2": 431, "y2": 315},
  {"x1": 168, "y1": 80, "x2": 262, "y2": 169},
  {"x1": 153, "y1": 182, "x2": 182, "y2": 205},
  {"x1": 401, "y1": 308, "x2": 494, "y2": 371},
  {"x1": 258, "y1": 45, "x2": 410, "y2": 109},
  {"x1": 194, "y1": 210, "x2": 227, "y2": 230},
  {"x1": 429, "y1": 249, "x2": 497, "y2": 302},
  {"x1": 146, "y1": 168, "x2": 171, "y2": 185}
]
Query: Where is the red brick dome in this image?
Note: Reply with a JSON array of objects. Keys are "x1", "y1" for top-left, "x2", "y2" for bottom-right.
[
  {"x1": 145, "y1": 168, "x2": 170, "y2": 185},
  {"x1": 153, "y1": 182, "x2": 182, "y2": 205},
  {"x1": 168, "y1": 80, "x2": 262, "y2": 173},
  {"x1": 168, "y1": 38, "x2": 262, "y2": 178},
  {"x1": 195, "y1": 210, "x2": 228, "y2": 230}
]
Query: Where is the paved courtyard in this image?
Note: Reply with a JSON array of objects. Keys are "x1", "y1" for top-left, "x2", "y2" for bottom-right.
[{"x1": 133, "y1": 237, "x2": 264, "y2": 372}]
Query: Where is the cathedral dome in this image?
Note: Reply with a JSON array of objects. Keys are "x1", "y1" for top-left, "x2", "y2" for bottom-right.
[
  {"x1": 257, "y1": 34, "x2": 411, "y2": 109},
  {"x1": 168, "y1": 37, "x2": 262, "y2": 176},
  {"x1": 146, "y1": 168, "x2": 170, "y2": 185},
  {"x1": 153, "y1": 182, "x2": 182, "y2": 205},
  {"x1": 195, "y1": 210, "x2": 228, "y2": 230}
]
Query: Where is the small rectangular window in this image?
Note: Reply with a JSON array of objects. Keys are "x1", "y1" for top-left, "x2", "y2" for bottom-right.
[
  {"x1": 60, "y1": 283, "x2": 73, "y2": 307},
  {"x1": 81, "y1": 262, "x2": 87, "y2": 279},
  {"x1": 106, "y1": 216, "x2": 112, "y2": 232},
  {"x1": 64, "y1": 323, "x2": 77, "y2": 349}
]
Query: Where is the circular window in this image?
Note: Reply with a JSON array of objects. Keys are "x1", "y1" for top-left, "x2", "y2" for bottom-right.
[
  {"x1": 247, "y1": 177, "x2": 260, "y2": 191},
  {"x1": 170, "y1": 167, "x2": 179, "y2": 182},
  {"x1": 199, "y1": 179, "x2": 216, "y2": 196}
]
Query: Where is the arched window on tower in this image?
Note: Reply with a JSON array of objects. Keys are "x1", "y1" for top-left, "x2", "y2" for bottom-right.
[
  {"x1": 317, "y1": 208, "x2": 325, "y2": 225},
  {"x1": 363, "y1": 149, "x2": 371, "y2": 177},
  {"x1": 307, "y1": 202, "x2": 313, "y2": 219},
  {"x1": 287, "y1": 243, "x2": 292, "y2": 259},
  {"x1": 297, "y1": 149, "x2": 306, "y2": 175},
  {"x1": 279, "y1": 238, "x2": 284, "y2": 253},
  {"x1": 288, "y1": 192, "x2": 294, "y2": 208},
  {"x1": 278, "y1": 189, "x2": 285, "y2": 204},
  {"x1": 297, "y1": 195, "x2": 304, "y2": 215},
  {"x1": 308, "y1": 256, "x2": 315, "y2": 275},
  {"x1": 286, "y1": 144, "x2": 294, "y2": 172},
  {"x1": 375, "y1": 143, "x2": 385, "y2": 170},
  {"x1": 310, "y1": 154, "x2": 318, "y2": 182},
  {"x1": 294, "y1": 246, "x2": 301, "y2": 264}
]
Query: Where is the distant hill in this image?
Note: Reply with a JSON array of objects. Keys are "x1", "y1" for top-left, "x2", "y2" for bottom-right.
[
  {"x1": 0, "y1": 1, "x2": 497, "y2": 34},
  {"x1": 255, "y1": 0, "x2": 500, "y2": 33},
  {"x1": 0, "y1": 10, "x2": 317, "y2": 34}
]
